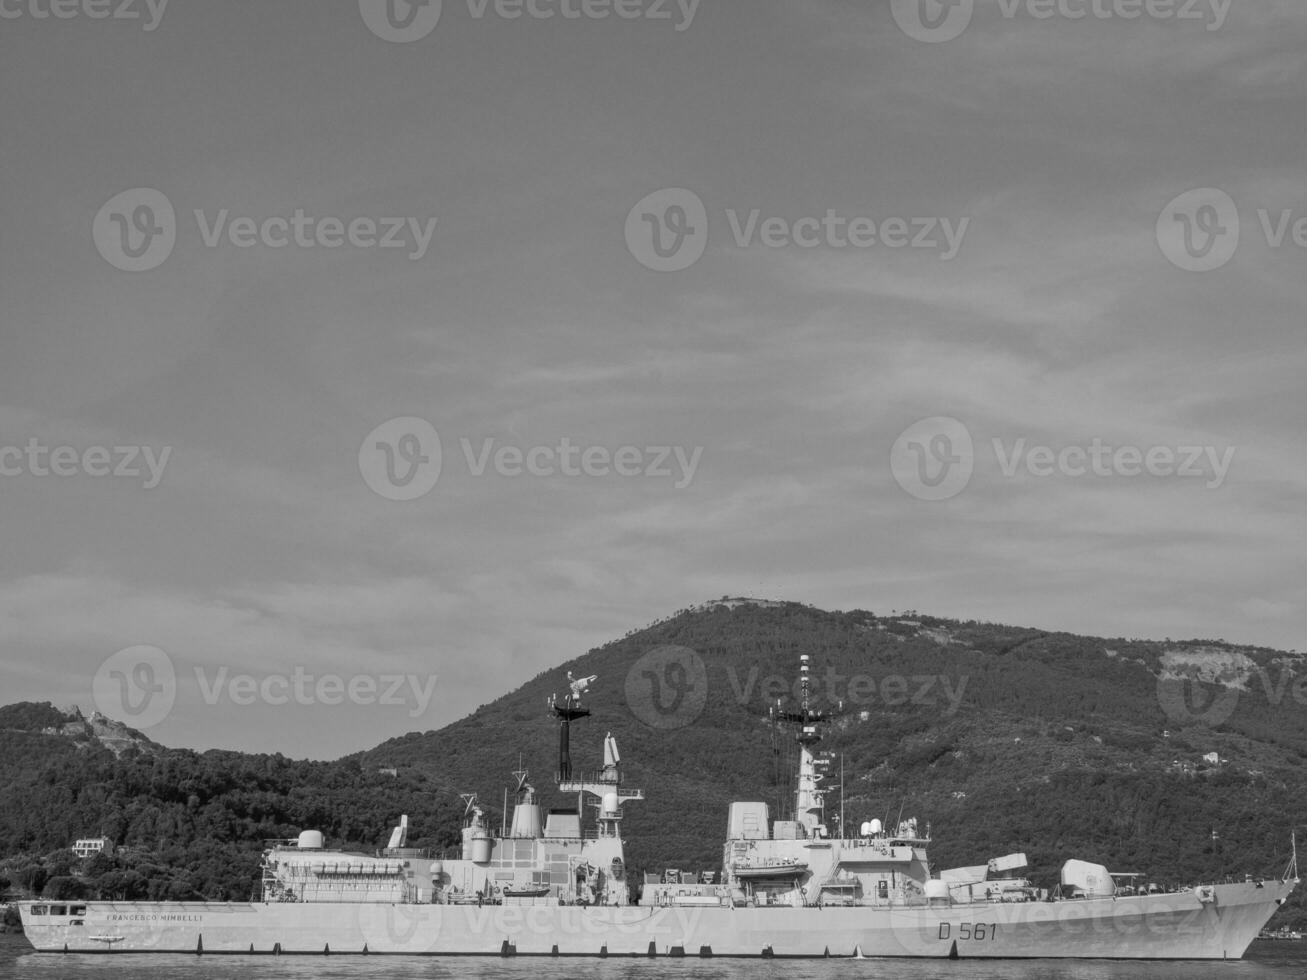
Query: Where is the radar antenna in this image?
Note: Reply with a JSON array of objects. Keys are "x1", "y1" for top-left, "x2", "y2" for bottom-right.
[
  {"x1": 513, "y1": 755, "x2": 530, "y2": 794},
  {"x1": 568, "y1": 670, "x2": 597, "y2": 702},
  {"x1": 459, "y1": 793, "x2": 478, "y2": 819}
]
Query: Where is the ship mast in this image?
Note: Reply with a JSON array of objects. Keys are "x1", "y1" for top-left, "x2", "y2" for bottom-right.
[
  {"x1": 549, "y1": 672, "x2": 643, "y2": 837},
  {"x1": 774, "y1": 654, "x2": 829, "y2": 838},
  {"x1": 549, "y1": 672, "x2": 593, "y2": 782}
]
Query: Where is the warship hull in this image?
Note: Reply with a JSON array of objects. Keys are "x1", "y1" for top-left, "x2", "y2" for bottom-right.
[{"x1": 19, "y1": 878, "x2": 1293, "y2": 959}]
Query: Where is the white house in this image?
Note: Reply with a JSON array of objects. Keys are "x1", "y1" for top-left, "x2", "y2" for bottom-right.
[{"x1": 72, "y1": 837, "x2": 114, "y2": 859}]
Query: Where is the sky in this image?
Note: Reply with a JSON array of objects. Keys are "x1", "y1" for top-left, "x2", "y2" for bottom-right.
[{"x1": 1, "y1": 0, "x2": 1304, "y2": 759}]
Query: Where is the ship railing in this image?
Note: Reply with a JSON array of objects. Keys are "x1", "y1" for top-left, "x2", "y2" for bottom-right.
[{"x1": 563, "y1": 770, "x2": 622, "y2": 785}]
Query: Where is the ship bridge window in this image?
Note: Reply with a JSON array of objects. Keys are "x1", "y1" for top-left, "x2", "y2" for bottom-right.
[
  {"x1": 50, "y1": 906, "x2": 67, "y2": 916},
  {"x1": 30, "y1": 906, "x2": 47, "y2": 916},
  {"x1": 70, "y1": 906, "x2": 86, "y2": 916}
]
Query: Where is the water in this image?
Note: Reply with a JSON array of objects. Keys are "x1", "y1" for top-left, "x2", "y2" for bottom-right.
[{"x1": 2, "y1": 933, "x2": 1305, "y2": 980}]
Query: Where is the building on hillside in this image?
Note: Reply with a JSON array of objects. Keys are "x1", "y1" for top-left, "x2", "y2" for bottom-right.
[{"x1": 72, "y1": 837, "x2": 114, "y2": 859}]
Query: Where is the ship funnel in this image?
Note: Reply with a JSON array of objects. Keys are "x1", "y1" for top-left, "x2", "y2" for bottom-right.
[{"x1": 510, "y1": 799, "x2": 543, "y2": 838}]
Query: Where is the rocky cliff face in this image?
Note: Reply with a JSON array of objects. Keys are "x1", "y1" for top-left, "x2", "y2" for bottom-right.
[{"x1": 5, "y1": 703, "x2": 161, "y2": 757}]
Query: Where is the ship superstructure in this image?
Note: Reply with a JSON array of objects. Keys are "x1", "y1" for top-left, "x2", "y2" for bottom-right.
[
  {"x1": 257, "y1": 677, "x2": 641, "y2": 911},
  {"x1": 18, "y1": 657, "x2": 1299, "y2": 958}
]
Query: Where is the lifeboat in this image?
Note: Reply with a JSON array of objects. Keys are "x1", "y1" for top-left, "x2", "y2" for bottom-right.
[{"x1": 733, "y1": 860, "x2": 808, "y2": 879}]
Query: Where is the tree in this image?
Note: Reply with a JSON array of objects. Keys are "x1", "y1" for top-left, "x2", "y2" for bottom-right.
[
  {"x1": 14, "y1": 864, "x2": 47, "y2": 897},
  {"x1": 43, "y1": 876, "x2": 87, "y2": 900},
  {"x1": 45, "y1": 849, "x2": 77, "y2": 879},
  {"x1": 82, "y1": 850, "x2": 115, "y2": 880}
]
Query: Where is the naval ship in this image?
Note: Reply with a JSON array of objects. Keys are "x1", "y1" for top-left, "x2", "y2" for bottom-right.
[{"x1": 19, "y1": 655, "x2": 1299, "y2": 958}]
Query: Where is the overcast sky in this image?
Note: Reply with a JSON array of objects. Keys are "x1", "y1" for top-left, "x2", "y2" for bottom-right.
[{"x1": 1, "y1": 0, "x2": 1304, "y2": 759}]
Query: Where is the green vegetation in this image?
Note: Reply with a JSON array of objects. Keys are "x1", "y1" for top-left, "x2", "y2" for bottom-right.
[{"x1": 2, "y1": 601, "x2": 1305, "y2": 931}]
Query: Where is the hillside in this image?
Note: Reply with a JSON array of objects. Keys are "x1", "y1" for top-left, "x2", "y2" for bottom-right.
[
  {"x1": 0, "y1": 703, "x2": 162, "y2": 758},
  {"x1": 1, "y1": 600, "x2": 1305, "y2": 929}
]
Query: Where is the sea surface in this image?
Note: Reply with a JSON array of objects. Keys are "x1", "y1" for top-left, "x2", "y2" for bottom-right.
[{"x1": 3, "y1": 933, "x2": 1306, "y2": 980}]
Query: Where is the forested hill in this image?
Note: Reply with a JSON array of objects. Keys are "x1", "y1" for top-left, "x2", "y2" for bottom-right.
[{"x1": 2, "y1": 600, "x2": 1305, "y2": 928}]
